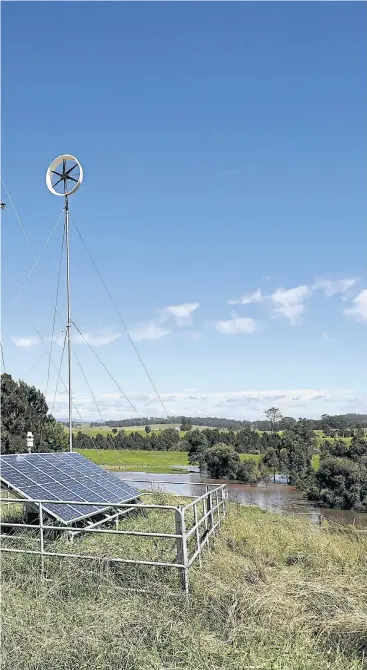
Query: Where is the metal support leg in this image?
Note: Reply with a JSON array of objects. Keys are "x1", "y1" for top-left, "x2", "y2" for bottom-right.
[
  {"x1": 221, "y1": 486, "x2": 226, "y2": 519},
  {"x1": 203, "y1": 486, "x2": 208, "y2": 532},
  {"x1": 207, "y1": 491, "x2": 214, "y2": 534},
  {"x1": 193, "y1": 503, "x2": 201, "y2": 567},
  {"x1": 215, "y1": 489, "x2": 220, "y2": 528},
  {"x1": 39, "y1": 502, "x2": 45, "y2": 580},
  {"x1": 175, "y1": 507, "x2": 189, "y2": 595}
]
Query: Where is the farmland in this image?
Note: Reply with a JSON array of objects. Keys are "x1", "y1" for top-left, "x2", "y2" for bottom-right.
[
  {"x1": 72, "y1": 423, "x2": 207, "y2": 437},
  {"x1": 77, "y1": 448, "x2": 320, "y2": 473},
  {"x1": 77, "y1": 448, "x2": 189, "y2": 473},
  {"x1": 71, "y1": 423, "x2": 353, "y2": 447}
]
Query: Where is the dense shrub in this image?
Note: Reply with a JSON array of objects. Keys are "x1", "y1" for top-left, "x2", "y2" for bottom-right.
[
  {"x1": 203, "y1": 444, "x2": 240, "y2": 479},
  {"x1": 237, "y1": 458, "x2": 261, "y2": 484}
]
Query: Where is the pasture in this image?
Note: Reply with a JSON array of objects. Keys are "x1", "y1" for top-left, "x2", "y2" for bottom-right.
[
  {"x1": 76, "y1": 448, "x2": 189, "y2": 473},
  {"x1": 71, "y1": 423, "x2": 208, "y2": 437},
  {"x1": 77, "y1": 449, "x2": 320, "y2": 472},
  {"x1": 71, "y1": 424, "x2": 353, "y2": 447}
]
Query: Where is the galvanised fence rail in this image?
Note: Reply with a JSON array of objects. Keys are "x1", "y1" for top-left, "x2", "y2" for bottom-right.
[{"x1": 0, "y1": 483, "x2": 228, "y2": 594}]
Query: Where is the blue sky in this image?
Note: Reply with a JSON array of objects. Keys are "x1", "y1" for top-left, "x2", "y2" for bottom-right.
[{"x1": 2, "y1": 2, "x2": 366, "y2": 421}]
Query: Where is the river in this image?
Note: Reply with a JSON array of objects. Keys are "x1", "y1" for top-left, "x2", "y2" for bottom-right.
[{"x1": 114, "y1": 469, "x2": 367, "y2": 528}]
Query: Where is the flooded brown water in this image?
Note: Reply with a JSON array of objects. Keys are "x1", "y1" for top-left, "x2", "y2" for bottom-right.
[{"x1": 114, "y1": 469, "x2": 367, "y2": 529}]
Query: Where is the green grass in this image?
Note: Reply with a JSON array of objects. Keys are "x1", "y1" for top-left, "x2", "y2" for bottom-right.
[
  {"x1": 73, "y1": 425, "x2": 354, "y2": 450},
  {"x1": 76, "y1": 448, "x2": 190, "y2": 473},
  {"x1": 72, "y1": 423, "x2": 209, "y2": 436},
  {"x1": 77, "y1": 449, "x2": 320, "y2": 474},
  {"x1": 314, "y1": 434, "x2": 352, "y2": 447},
  {"x1": 2, "y1": 496, "x2": 367, "y2": 670},
  {"x1": 312, "y1": 454, "x2": 320, "y2": 471}
]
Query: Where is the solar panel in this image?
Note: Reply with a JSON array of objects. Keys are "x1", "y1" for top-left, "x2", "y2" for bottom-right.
[{"x1": 0, "y1": 452, "x2": 140, "y2": 524}]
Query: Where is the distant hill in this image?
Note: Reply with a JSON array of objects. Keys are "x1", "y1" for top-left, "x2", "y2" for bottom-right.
[
  {"x1": 338, "y1": 414, "x2": 367, "y2": 425},
  {"x1": 83, "y1": 413, "x2": 367, "y2": 430}
]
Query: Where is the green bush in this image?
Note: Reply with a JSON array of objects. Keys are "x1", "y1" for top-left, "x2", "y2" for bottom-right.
[
  {"x1": 237, "y1": 458, "x2": 261, "y2": 484},
  {"x1": 203, "y1": 443, "x2": 240, "y2": 479}
]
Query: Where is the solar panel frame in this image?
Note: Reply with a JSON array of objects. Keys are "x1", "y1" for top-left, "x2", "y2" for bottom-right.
[
  {"x1": 0, "y1": 465, "x2": 109, "y2": 524},
  {"x1": 0, "y1": 452, "x2": 140, "y2": 525}
]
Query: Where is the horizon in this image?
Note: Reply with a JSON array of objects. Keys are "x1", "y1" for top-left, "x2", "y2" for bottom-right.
[{"x1": 2, "y1": 3, "x2": 366, "y2": 422}]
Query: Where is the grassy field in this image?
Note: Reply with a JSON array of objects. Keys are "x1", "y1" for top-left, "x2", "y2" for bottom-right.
[
  {"x1": 72, "y1": 423, "x2": 208, "y2": 437},
  {"x1": 77, "y1": 448, "x2": 190, "y2": 473},
  {"x1": 77, "y1": 448, "x2": 320, "y2": 473},
  {"x1": 2, "y1": 496, "x2": 366, "y2": 670},
  {"x1": 72, "y1": 424, "x2": 353, "y2": 448}
]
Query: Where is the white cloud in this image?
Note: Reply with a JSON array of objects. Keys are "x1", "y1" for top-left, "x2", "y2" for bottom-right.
[
  {"x1": 49, "y1": 329, "x2": 121, "y2": 348},
  {"x1": 130, "y1": 322, "x2": 171, "y2": 341},
  {"x1": 228, "y1": 276, "x2": 360, "y2": 327},
  {"x1": 270, "y1": 285, "x2": 311, "y2": 325},
  {"x1": 48, "y1": 334, "x2": 65, "y2": 347},
  {"x1": 313, "y1": 277, "x2": 358, "y2": 297},
  {"x1": 128, "y1": 301, "x2": 199, "y2": 342},
  {"x1": 161, "y1": 302, "x2": 200, "y2": 327},
  {"x1": 345, "y1": 289, "x2": 367, "y2": 322},
  {"x1": 228, "y1": 289, "x2": 263, "y2": 305},
  {"x1": 11, "y1": 336, "x2": 40, "y2": 349},
  {"x1": 48, "y1": 387, "x2": 357, "y2": 421},
  {"x1": 75, "y1": 331, "x2": 121, "y2": 347},
  {"x1": 215, "y1": 316, "x2": 257, "y2": 335}
]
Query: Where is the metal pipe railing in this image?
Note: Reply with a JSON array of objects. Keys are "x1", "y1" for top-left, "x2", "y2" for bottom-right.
[
  {"x1": 0, "y1": 484, "x2": 229, "y2": 593},
  {"x1": 0, "y1": 498, "x2": 180, "y2": 511}
]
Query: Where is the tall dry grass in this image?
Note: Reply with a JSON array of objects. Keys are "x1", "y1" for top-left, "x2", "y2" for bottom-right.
[{"x1": 1, "y1": 498, "x2": 366, "y2": 670}]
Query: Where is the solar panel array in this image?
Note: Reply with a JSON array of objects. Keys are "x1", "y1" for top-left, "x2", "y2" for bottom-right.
[{"x1": 0, "y1": 452, "x2": 140, "y2": 524}]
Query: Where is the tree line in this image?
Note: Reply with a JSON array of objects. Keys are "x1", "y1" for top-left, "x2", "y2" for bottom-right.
[
  {"x1": 85, "y1": 412, "x2": 367, "y2": 433},
  {"x1": 1, "y1": 374, "x2": 68, "y2": 453}
]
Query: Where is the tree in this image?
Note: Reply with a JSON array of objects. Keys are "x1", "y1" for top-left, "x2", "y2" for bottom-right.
[
  {"x1": 237, "y1": 458, "x2": 261, "y2": 484},
  {"x1": 310, "y1": 457, "x2": 367, "y2": 511},
  {"x1": 264, "y1": 407, "x2": 283, "y2": 433},
  {"x1": 203, "y1": 444, "x2": 240, "y2": 479},
  {"x1": 1, "y1": 373, "x2": 68, "y2": 454},
  {"x1": 348, "y1": 435, "x2": 367, "y2": 462},
  {"x1": 41, "y1": 419, "x2": 68, "y2": 451},
  {"x1": 281, "y1": 423, "x2": 314, "y2": 488},
  {"x1": 180, "y1": 420, "x2": 192, "y2": 432},
  {"x1": 74, "y1": 430, "x2": 92, "y2": 450},
  {"x1": 262, "y1": 448, "x2": 279, "y2": 482},
  {"x1": 187, "y1": 430, "x2": 208, "y2": 467},
  {"x1": 160, "y1": 428, "x2": 180, "y2": 450},
  {"x1": 279, "y1": 416, "x2": 297, "y2": 431},
  {"x1": 112, "y1": 428, "x2": 118, "y2": 434},
  {"x1": 321, "y1": 439, "x2": 348, "y2": 459},
  {"x1": 144, "y1": 425, "x2": 151, "y2": 434},
  {"x1": 1, "y1": 374, "x2": 28, "y2": 448},
  {"x1": 19, "y1": 379, "x2": 49, "y2": 437},
  {"x1": 94, "y1": 433, "x2": 108, "y2": 450},
  {"x1": 149, "y1": 433, "x2": 166, "y2": 451},
  {"x1": 179, "y1": 416, "x2": 192, "y2": 432},
  {"x1": 168, "y1": 439, "x2": 186, "y2": 451}
]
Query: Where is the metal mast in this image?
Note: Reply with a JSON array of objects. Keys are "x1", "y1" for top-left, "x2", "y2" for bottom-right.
[
  {"x1": 64, "y1": 193, "x2": 72, "y2": 451},
  {"x1": 46, "y1": 155, "x2": 83, "y2": 452}
]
